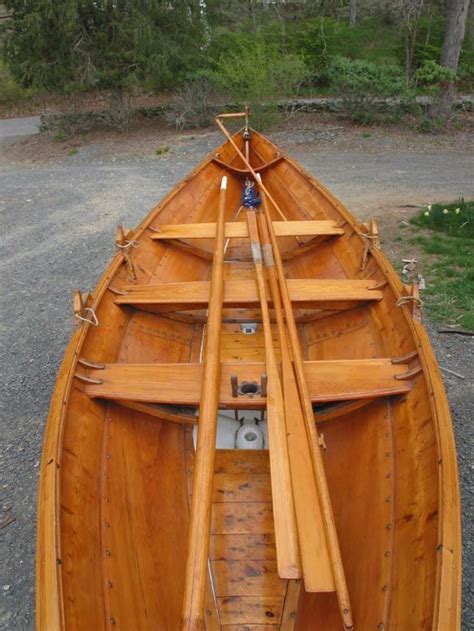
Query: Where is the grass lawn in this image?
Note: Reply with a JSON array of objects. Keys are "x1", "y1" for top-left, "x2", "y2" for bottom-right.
[{"x1": 403, "y1": 200, "x2": 473, "y2": 330}]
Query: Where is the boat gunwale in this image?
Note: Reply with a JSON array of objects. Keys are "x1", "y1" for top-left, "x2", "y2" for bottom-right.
[
  {"x1": 36, "y1": 131, "x2": 461, "y2": 630},
  {"x1": 279, "y1": 146, "x2": 461, "y2": 630},
  {"x1": 36, "y1": 147, "x2": 222, "y2": 630}
]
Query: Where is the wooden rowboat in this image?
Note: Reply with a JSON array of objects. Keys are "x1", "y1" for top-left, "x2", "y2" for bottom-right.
[{"x1": 37, "y1": 112, "x2": 461, "y2": 630}]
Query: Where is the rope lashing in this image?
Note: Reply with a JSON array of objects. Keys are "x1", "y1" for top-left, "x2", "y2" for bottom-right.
[
  {"x1": 355, "y1": 231, "x2": 381, "y2": 249},
  {"x1": 396, "y1": 295, "x2": 424, "y2": 308},
  {"x1": 242, "y1": 179, "x2": 261, "y2": 208},
  {"x1": 116, "y1": 239, "x2": 139, "y2": 250},
  {"x1": 75, "y1": 307, "x2": 99, "y2": 326}
]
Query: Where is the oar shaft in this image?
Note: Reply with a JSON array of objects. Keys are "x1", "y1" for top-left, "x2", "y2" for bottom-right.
[
  {"x1": 214, "y1": 117, "x2": 288, "y2": 222},
  {"x1": 181, "y1": 176, "x2": 228, "y2": 631},
  {"x1": 257, "y1": 211, "x2": 335, "y2": 593},
  {"x1": 257, "y1": 175, "x2": 353, "y2": 629},
  {"x1": 245, "y1": 208, "x2": 301, "y2": 579}
]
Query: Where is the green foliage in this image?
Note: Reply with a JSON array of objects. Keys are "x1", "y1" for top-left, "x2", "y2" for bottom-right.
[
  {"x1": 0, "y1": 59, "x2": 29, "y2": 104},
  {"x1": 411, "y1": 199, "x2": 474, "y2": 238},
  {"x1": 409, "y1": 232, "x2": 473, "y2": 329},
  {"x1": 394, "y1": 199, "x2": 474, "y2": 330},
  {"x1": 3, "y1": 0, "x2": 207, "y2": 92},
  {"x1": 211, "y1": 38, "x2": 309, "y2": 129},
  {"x1": 396, "y1": 16, "x2": 474, "y2": 90},
  {"x1": 293, "y1": 16, "x2": 401, "y2": 85},
  {"x1": 405, "y1": 200, "x2": 474, "y2": 329},
  {"x1": 414, "y1": 60, "x2": 456, "y2": 89},
  {"x1": 328, "y1": 56, "x2": 406, "y2": 123}
]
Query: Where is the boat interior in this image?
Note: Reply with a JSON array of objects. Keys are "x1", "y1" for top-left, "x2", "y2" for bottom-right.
[{"x1": 37, "y1": 120, "x2": 459, "y2": 630}]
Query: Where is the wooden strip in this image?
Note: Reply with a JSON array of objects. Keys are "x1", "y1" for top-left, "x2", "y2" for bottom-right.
[
  {"x1": 245, "y1": 208, "x2": 301, "y2": 580},
  {"x1": 211, "y1": 503, "x2": 274, "y2": 535},
  {"x1": 257, "y1": 210, "x2": 335, "y2": 593},
  {"x1": 280, "y1": 580, "x2": 302, "y2": 630},
  {"x1": 150, "y1": 220, "x2": 343, "y2": 240},
  {"x1": 211, "y1": 560, "x2": 286, "y2": 598},
  {"x1": 216, "y1": 596, "x2": 285, "y2": 626},
  {"x1": 210, "y1": 534, "x2": 276, "y2": 561},
  {"x1": 257, "y1": 174, "x2": 353, "y2": 627},
  {"x1": 182, "y1": 176, "x2": 228, "y2": 630},
  {"x1": 115, "y1": 278, "x2": 383, "y2": 312},
  {"x1": 214, "y1": 450, "x2": 270, "y2": 474},
  {"x1": 84, "y1": 359, "x2": 412, "y2": 407},
  {"x1": 115, "y1": 399, "x2": 196, "y2": 425},
  {"x1": 213, "y1": 473, "x2": 272, "y2": 503},
  {"x1": 212, "y1": 153, "x2": 283, "y2": 174}
]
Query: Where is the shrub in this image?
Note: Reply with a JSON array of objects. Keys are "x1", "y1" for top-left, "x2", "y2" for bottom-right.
[
  {"x1": 329, "y1": 56, "x2": 405, "y2": 124},
  {"x1": 211, "y1": 39, "x2": 309, "y2": 129},
  {"x1": 293, "y1": 17, "x2": 401, "y2": 86},
  {"x1": 414, "y1": 60, "x2": 456, "y2": 91},
  {"x1": 165, "y1": 75, "x2": 218, "y2": 129},
  {"x1": 0, "y1": 60, "x2": 29, "y2": 105}
]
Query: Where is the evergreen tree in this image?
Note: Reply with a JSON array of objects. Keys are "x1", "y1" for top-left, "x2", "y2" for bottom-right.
[{"x1": 3, "y1": 0, "x2": 207, "y2": 91}]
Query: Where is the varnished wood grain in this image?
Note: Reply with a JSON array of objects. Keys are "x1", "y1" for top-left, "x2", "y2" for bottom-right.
[
  {"x1": 84, "y1": 358, "x2": 412, "y2": 407},
  {"x1": 37, "y1": 125, "x2": 460, "y2": 631}
]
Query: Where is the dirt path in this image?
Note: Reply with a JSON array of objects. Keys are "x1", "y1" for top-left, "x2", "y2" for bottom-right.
[{"x1": 0, "y1": 120, "x2": 472, "y2": 628}]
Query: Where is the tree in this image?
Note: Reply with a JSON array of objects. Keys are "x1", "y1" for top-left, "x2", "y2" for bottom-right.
[
  {"x1": 429, "y1": 0, "x2": 471, "y2": 120},
  {"x1": 398, "y1": 0, "x2": 426, "y2": 85},
  {"x1": 3, "y1": 0, "x2": 207, "y2": 92},
  {"x1": 349, "y1": 0, "x2": 357, "y2": 27}
]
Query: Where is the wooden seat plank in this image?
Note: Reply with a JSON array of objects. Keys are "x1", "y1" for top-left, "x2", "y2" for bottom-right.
[
  {"x1": 150, "y1": 220, "x2": 344, "y2": 240},
  {"x1": 115, "y1": 278, "x2": 383, "y2": 312},
  {"x1": 83, "y1": 358, "x2": 412, "y2": 408}
]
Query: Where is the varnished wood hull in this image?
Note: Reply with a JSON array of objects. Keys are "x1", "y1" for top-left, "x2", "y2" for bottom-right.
[{"x1": 37, "y1": 130, "x2": 461, "y2": 629}]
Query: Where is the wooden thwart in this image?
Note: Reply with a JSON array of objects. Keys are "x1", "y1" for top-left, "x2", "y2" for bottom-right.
[
  {"x1": 115, "y1": 278, "x2": 382, "y2": 312},
  {"x1": 83, "y1": 358, "x2": 411, "y2": 407},
  {"x1": 150, "y1": 219, "x2": 343, "y2": 240}
]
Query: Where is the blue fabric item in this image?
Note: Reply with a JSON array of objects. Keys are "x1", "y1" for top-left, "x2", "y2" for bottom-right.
[{"x1": 242, "y1": 181, "x2": 261, "y2": 208}]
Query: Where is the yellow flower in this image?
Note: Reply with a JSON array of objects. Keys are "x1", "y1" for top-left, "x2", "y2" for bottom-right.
[
  {"x1": 443, "y1": 208, "x2": 449, "y2": 214},
  {"x1": 455, "y1": 208, "x2": 461, "y2": 214},
  {"x1": 424, "y1": 211, "x2": 430, "y2": 216},
  {"x1": 427, "y1": 204, "x2": 432, "y2": 211}
]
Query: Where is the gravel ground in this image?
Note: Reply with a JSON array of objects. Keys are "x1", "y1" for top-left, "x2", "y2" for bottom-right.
[{"x1": 0, "y1": 127, "x2": 472, "y2": 629}]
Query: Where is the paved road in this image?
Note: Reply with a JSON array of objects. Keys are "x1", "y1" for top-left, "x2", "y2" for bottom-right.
[
  {"x1": 0, "y1": 117, "x2": 40, "y2": 149},
  {"x1": 1, "y1": 134, "x2": 472, "y2": 628}
]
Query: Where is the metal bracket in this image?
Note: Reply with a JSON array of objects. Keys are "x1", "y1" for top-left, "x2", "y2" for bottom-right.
[{"x1": 230, "y1": 374, "x2": 267, "y2": 398}]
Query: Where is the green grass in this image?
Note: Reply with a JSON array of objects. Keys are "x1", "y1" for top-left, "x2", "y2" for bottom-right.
[
  {"x1": 406, "y1": 201, "x2": 474, "y2": 329},
  {"x1": 410, "y1": 198, "x2": 474, "y2": 238}
]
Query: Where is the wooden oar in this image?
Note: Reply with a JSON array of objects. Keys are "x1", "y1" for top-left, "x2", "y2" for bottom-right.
[
  {"x1": 214, "y1": 116, "x2": 353, "y2": 628},
  {"x1": 256, "y1": 173, "x2": 354, "y2": 629},
  {"x1": 214, "y1": 115, "x2": 288, "y2": 223},
  {"x1": 181, "y1": 176, "x2": 228, "y2": 631},
  {"x1": 245, "y1": 206, "x2": 301, "y2": 580},
  {"x1": 256, "y1": 209, "x2": 335, "y2": 594}
]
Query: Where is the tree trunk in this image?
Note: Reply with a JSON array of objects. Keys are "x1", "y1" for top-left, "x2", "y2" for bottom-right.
[
  {"x1": 429, "y1": 0, "x2": 471, "y2": 121},
  {"x1": 441, "y1": 0, "x2": 471, "y2": 69},
  {"x1": 349, "y1": 0, "x2": 357, "y2": 27}
]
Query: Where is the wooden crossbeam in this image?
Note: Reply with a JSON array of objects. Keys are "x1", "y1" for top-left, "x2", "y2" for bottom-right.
[
  {"x1": 114, "y1": 279, "x2": 382, "y2": 313},
  {"x1": 150, "y1": 220, "x2": 344, "y2": 241},
  {"x1": 83, "y1": 359, "x2": 411, "y2": 408}
]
